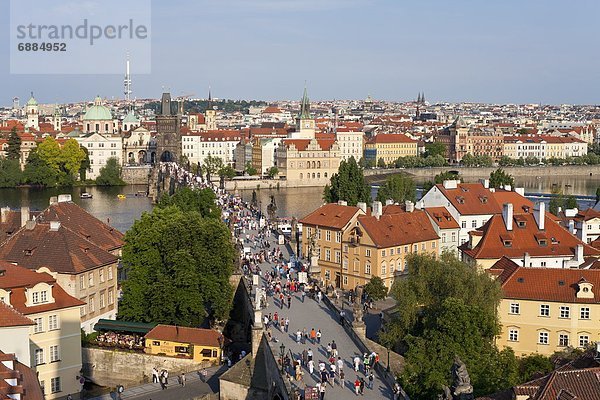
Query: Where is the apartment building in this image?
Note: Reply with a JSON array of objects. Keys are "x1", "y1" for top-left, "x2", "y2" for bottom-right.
[
  {"x1": 181, "y1": 130, "x2": 243, "y2": 167},
  {"x1": 503, "y1": 135, "x2": 588, "y2": 159},
  {"x1": 364, "y1": 133, "x2": 417, "y2": 165},
  {"x1": 72, "y1": 131, "x2": 123, "y2": 179},
  {"x1": 276, "y1": 138, "x2": 341, "y2": 186},
  {"x1": 335, "y1": 127, "x2": 363, "y2": 162}
]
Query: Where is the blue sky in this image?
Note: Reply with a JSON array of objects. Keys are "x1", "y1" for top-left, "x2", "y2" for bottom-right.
[{"x1": 1, "y1": 0, "x2": 599, "y2": 105}]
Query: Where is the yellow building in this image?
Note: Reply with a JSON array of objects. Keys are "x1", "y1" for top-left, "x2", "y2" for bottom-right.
[
  {"x1": 300, "y1": 201, "x2": 439, "y2": 290},
  {"x1": 0, "y1": 261, "x2": 84, "y2": 399},
  {"x1": 145, "y1": 324, "x2": 223, "y2": 363},
  {"x1": 492, "y1": 258, "x2": 600, "y2": 356},
  {"x1": 364, "y1": 133, "x2": 418, "y2": 165},
  {"x1": 276, "y1": 138, "x2": 341, "y2": 186}
]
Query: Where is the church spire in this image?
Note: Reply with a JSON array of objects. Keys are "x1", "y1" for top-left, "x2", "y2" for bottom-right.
[
  {"x1": 299, "y1": 86, "x2": 311, "y2": 119},
  {"x1": 207, "y1": 86, "x2": 213, "y2": 109}
]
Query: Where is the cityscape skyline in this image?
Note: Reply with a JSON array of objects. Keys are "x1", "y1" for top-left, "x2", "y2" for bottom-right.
[{"x1": 2, "y1": 0, "x2": 600, "y2": 105}]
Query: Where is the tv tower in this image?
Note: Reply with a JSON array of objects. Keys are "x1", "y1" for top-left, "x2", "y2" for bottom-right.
[{"x1": 123, "y1": 54, "x2": 132, "y2": 102}]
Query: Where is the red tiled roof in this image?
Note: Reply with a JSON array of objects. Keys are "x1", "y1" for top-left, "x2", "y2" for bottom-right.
[
  {"x1": 358, "y1": 211, "x2": 439, "y2": 248},
  {"x1": 0, "y1": 351, "x2": 44, "y2": 400},
  {"x1": 145, "y1": 324, "x2": 223, "y2": 347},
  {"x1": 425, "y1": 207, "x2": 460, "y2": 229},
  {"x1": 461, "y1": 212, "x2": 600, "y2": 260},
  {"x1": 263, "y1": 106, "x2": 282, "y2": 114},
  {"x1": 434, "y1": 183, "x2": 532, "y2": 216},
  {"x1": 282, "y1": 139, "x2": 337, "y2": 151},
  {"x1": 367, "y1": 133, "x2": 416, "y2": 144},
  {"x1": 0, "y1": 302, "x2": 34, "y2": 328},
  {"x1": 536, "y1": 367, "x2": 600, "y2": 400},
  {"x1": 299, "y1": 203, "x2": 363, "y2": 230}
]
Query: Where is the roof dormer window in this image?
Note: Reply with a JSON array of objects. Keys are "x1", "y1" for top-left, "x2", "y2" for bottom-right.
[{"x1": 517, "y1": 221, "x2": 526, "y2": 228}]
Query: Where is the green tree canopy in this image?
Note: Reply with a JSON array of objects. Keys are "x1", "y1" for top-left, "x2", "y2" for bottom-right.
[
  {"x1": 375, "y1": 174, "x2": 416, "y2": 204},
  {"x1": 363, "y1": 276, "x2": 388, "y2": 301},
  {"x1": 0, "y1": 158, "x2": 22, "y2": 188},
  {"x1": 79, "y1": 146, "x2": 90, "y2": 181},
  {"x1": 118, "y1": 205, "x2": 235, "y2": 326},
  {"x1": 377, "y1": 157, "x2": 387, "y2": 168},
  {"x1": 267, "y1": 166, "x2": 279, "y2": 179},
  {"x1": 423, "y1": 171, "x2": 461, "y2": 193},
  {"x1": 23, "y1": 148, "x2": 58, "y2": 186},
  {"x1": 95, "y1": 157, "x2": 126, "y2": 186},
  {"x1": 323, "y1": 156, "x2": 371, "y2": 206},
  {"x1": 218, "y1": 165, "x2": 236, "y2": 180},
  {"x1": 424, "y1": 142, "x2": 446, "y2": 158},
  {"x1": 489, "y1": 168, "x2": 515, "y2": 189},
  {"x1": 203, "y1": 154, "x2": 224, "y2": 179},
  {"x1": 386, "y1": 253, "x2": 514, "y2": 398},
  {"x1": 6, "y1": 127, "x2": 21, "y2": 161},
  {"x1": 244, "y1": 161, "x2": 258, "y2": 176},
  {"x1": 61, "y1": 138, "x2": 87, "y2": 179},
  {"x1": 158, "y1": 187, "x2": 221, "y2": 219}
]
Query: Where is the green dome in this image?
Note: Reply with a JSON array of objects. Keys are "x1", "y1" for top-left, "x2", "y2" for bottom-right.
[
  {"x1": 123, "y1": 110, "x2": 139, "y2": 124},
  {"x1": 27, "y1": 96, "x2": 38, "y2": 106},
  {"x1": 83, "y1": 96, "x2": 112, "y2": 121}
]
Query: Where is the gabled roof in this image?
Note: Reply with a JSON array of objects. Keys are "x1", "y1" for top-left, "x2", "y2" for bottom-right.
[
  {"x1": 366, "y1": 133, "x2": 416, "y2": 144},
  {"x1": 535, "y1": 367, "x2": 600, "y2": 400},
  {"x1": 461, "y1": 212, "x2": 600, "y2": 260},
  {"x1": 299, "y1": 203, "x2": 363, "y2": 230},
  {"x1": 0, "y1": 302, "x2": 34, "y2": 328},
  {"x1": 425, "y1": 207, "x2": 460, "y2": 229},
  {"x1": 282, "y1": 138, "x2": 337, "y2": 151},
  {"x1": 145, "y1": 324, "x2": 223, "y2": 347},
  {"x1": 358, "y1": 210, "x2": 439, "y2": 248}
]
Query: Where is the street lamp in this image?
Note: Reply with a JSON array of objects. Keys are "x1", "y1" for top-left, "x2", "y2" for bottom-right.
[
  {"x1": 279, "y1": 343, "x2": 286, "y2": 373},
  {"x1": 386, "y1": 347, "x2": 390, "y2": 373}
]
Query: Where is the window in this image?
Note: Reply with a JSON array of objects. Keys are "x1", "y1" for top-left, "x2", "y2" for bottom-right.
[
  {"x1": 50, "y1": 345, "x2": 59, "y2": 362},
  {"x1": 421, "y1": 243, "x2": 426, "y2": 251},
  {"x1": 509, "y1": 303, "x2": 520, "y2": 314},
  {"x1": 100, "y1": 291, "x2": 106, "y2": 308},
  {"x1": 33, "y1": 317, "x2": 43, "y2": 333},
  {"x1": 538, "y1": 331, "x2": 549, "y2": 345},
  {"x1": 353, "y1": 260, "x2": 359, "y2": 272},
  {"x1": 80, "y1": 275, "x2": 85, "y2": 289},
  {"x1": 317, "y1": 229, "x2": 321, "y2": 240},
  {"x1": 365, "y1": 263, "x2": 371, "y2": 275},
  {"x1": 88, "y1": 272, "x2": 94, "y2": 287},
  {"x1": 99, "y1": 268, "x2": 105, "y2": 283},
  {"x1": 108, "y1": 289, "x2": 114, "y2": 305},
  {"x1": 48, "y1": 315, "x2": 58, "y2": 330},
  {"x1": 559, "y1": 334, "x2": 569, "y2": 347},
  {"x1": 580, "y1": 307, "x2": 590, "y2": 320},
  {"x1": 336, "y1": 232, "x2": 342, "y2": 243},
  {"x1": 324, "y1": 270, "x2": 330, "y2": 280},
  {"x1": 397, "y1": 247, "x2": 401, "y2": 254},
  {"x1": 334, "y1": 251, "x2": 341, "y2": 264},
  {"x1": 108, "y1": 266, "x2": 113, "y2": 280},
  {"x1": 51, "y1": 377, "x2": 61, "y2": 393},
  {"x1": 343, "y1": 276, "x2": 348, "y2": 286},
  {"x1": 40, "y1": 291, "x2": 47, "y2": 303},
  {"x1": 471, "y1": 220, "x2": 477, "y2": 228},
  {"x1": 461, "y1": 221, "x2": 466, "y2": 228},
  {"x1": 366, "y1": 249, "x2": 371, "y2": 257},
  {"x1": 40, "y1": 380, "x2": 45, "y2": 395},
  {"x1": 404, "y1": 246, "x2": 408, "y2": 253},
  {"x1": 343, "y1": 244, "x2": 349, "y2": 253},
  {"x1": 508, "y1": 329, "x2": 518, "y2": 342},
  {"x1": 442, "y1": 233, "x2": 446, "y2": 243},
  {"x1": 579, "y1": 335, "x2": 589, "y2": 348},
  {"x1": 560, "y1": 306, "x2": 570, "y2": 319},
  {"x1": 35, "y1": 348, "x2": 44, "y2": 365},
  {"x1": 413, "y1": 244, "x2": 418, "y2": 252},
  {"x1": 326, "y1": 230, "x2": 331, "y2": 241},
  {"x1": 541, "y1": 261, "x2": 547, "y2": 267},
  {"x1": 343, "y1": 259, "x2": 348, "y2": 270},
  {"x1": 451, "y1": 232, "x2": 456, "y2": 242},
  {"x1": 540, "y1": 304, "x2": 550, "y2": 317},
  {"x1": 325, "y1": 249, "x2": 331, "y2": 261},
  {"x1": 381, "y1": 263, "x2": 387, "y2": 275},
  {"x1": 88, "y1": 295, "x2": 95, "y2": 313}
]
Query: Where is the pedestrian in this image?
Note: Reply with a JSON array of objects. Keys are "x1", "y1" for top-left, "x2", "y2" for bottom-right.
[
  {"x1": 331, "y1": 340, "x2": 337, "y2": 357},
  {"x1": 159, "y1": 374, "x2": 166, "y2": 390},
  {"x1": 302, "y1": 348, "x2": 308, "y2": 366},
  {"x1": 316, "y1": 329, "x2": 322, "y2": 344},
  {"x1": 302, "y1": 327, "x2": 307, "y2": 344},
  {"x1": 67, "y1": 395, "x2": 73, "y2": 400},
  {"x1": 308, "y1": 359, "x2": 315, "y2": 375},
  {"x1": 201, "y1": 368, "x2": 207, "y2": 382},
  {"x1": 368, "y1": 372, "x2": 374, "y2": 389},
  {"x1": 353, "y1": 356, "x2": 361, "y2": 372},
  {"x1": 181, "y1": 373, "x2": 186, "y2": 387},
  {"x1": 285, "y1": 318, "x2": 290, "y2": 333},
  {"x1": 287, "y1": 294, "x2": 292, "y2": 308},
  {"x1": 319, "y1": 381, "x2": 326, "y2": 400},
  {"x1": 340, "y1": 309, "x2": 346, "y2": 325},
  {"x1": 317, "y1": 291, "x2": 322, "y2": 304},
  {"x1": 310, "y1": 328, "x2": 316, "y2": 344},
  {"x1": 337, "y1": 357, "x2": 344, "y2": 373},
  {"x1": 152, "y1": 367, "x2": 159, "y2": 383},
  {"x1": 296, "y1": 329, "x2": 302, "y2": 343},
  {"x1": 308, "y1": 348, "x2": 313, "y2": 362},
  {"x1": 301, "y1": 290, "x2": 306, "y2": 302},
  {"x1": 340, "y1": 370, "x2": 345, "y2": 388},
  {"x1": 326, "y1": 343, "x2": 332, "y2": 358},
  {"x1": 354, "y1": 378, "x2": 361, "y2": 395},
  {"x1": 359, "y1": 377, "x2": 365, "y2": 395}
]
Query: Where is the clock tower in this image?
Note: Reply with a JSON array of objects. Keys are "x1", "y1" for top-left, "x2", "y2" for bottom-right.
[{"x1": 291, "y1": 86, "x2": 316, "y2": 139}]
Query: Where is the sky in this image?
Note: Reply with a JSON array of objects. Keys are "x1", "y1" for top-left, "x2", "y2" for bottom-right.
[{"x1": 1, "y1": 0, "x2": 600, "y2": 105}]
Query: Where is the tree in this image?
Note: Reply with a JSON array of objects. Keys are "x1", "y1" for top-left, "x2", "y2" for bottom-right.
[
  {"x1": 375, "y1": 174, "x2": 416, "y2": 204},
  {"x1": 596, "y1": 187, "x2": 600, "y2": 203},
  {"x1": 79, "y1": 146, "x2": 90, "y2": 181},
  {"x1": 203, "y1": 154, "x2": 224, "y2": 180},
  {"x1": 118, "y1": 205, "x2": 235, "y2": 326},
  {"x1": 322, "y1": 156, "x2": 371, "y2": 206},
  {"x1": 364, "y1": 277, "x2": 387, "y2": 301},
  {"x1": 158, "y1": 187, "x2": 221, "y2": 219},
  {"x1": 61, "y1": 138, "x2": 86, "y2": 179},
  {"x1": 424, "y1": 142, "x2": 446, "y2": 158},
  {"x1": 23, "y1": 148, "x2": 58, "y2": 186},
  {"x1": 36, "y1": 137, "x2": 62, "y2": 172},
  {"x1": 423, "y1": 171, "x2": 461, "y2": 193},
  {"x1": 218, "y1": 165, "x2": 236, "y2": 180},
  {"x1": 266, "y1": 166, "x2": 279, "y2": 179},
  {"x1": 489, "y1": 168, "x2": 515, "y2": 189},
  {"x1": 95, "y1": 157, "x2": 125, "y2": 186},
  {"x1": 377, "y1": 157, "x2": 387, "y2": 169},
  {"x1": 0, "y1": 157, "x2": 22, "y2": 187},
  {"x1": 386, "y1": 253, "x2": 516, "y2": 398},
  {"x1": 518, "y1": 354, "x2": 553, "y2": 382},
  {"x1": 565, "y1": 195, "x2": 578, "y2": 209},
  {"x1": 499, "y1": 156, "x2": 513, "y2": 167},
  {"x1": 6, "y1": 127, "x2": 21, "y2": 161},
  {"x1": 461, "y1": 153, "x2": 476, "y2": 166},
  {"x1": 244, "y1": 161, "x2": 258, "y2": 176}
]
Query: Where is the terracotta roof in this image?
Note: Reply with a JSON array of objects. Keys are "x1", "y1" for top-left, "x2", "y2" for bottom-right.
[
  {"x1": 0, "y1": 351, "x2": 44, "y2": 400},
  {"x1": 0, "y1": 302, "x2": 34, "y2": 328},
  {"x1": 535, "y1": 367, "x2": 600, "y2": 400},
  {"x1": 0, "y1": 261, "x2": 85, "y2": 315},
  {"x1": 299, "y1": 203, "x2": 363, "y2": 230},
  {"x1": 367, "y1": 133, "x2": 416, "y2": 144},
  {"x1": 37, "y1": 201, "x2": 124, "y2": 252},
  {"x1": 461, "y1": 212, "x2": 600, "y2": 261},
  {"x1": 0, "y1": 221, "x2": 118, "y2": 274},
  {"x1": 425, "y1": 207, "x2": 460, "y2": 229},
  {"x1": 358, "y1": 210, "x2": 439, "y2": 248},
  {"x1": 434, "y1": 183, "x2": 532, "y2": 216},
  {"x1": 262, "y1": 106, "x2": 283, "y2": 114},
  {"x1": 282, "y1": 138, "x2": 337, "y2": 152},
  {"x1": 145, "y1": 324, "x2": 223, "y2": 347}
]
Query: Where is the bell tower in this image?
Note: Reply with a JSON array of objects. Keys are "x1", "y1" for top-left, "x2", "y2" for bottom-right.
[
  {"x1": 155, "y1": 92, "x2": 182, "y2": 162},
  {"x1": 204, "y1": 88, "x2": 217, "y2": 131},
  {"x1": 26, "y1": 92, "x2": 39, "y2": 131},
  {"x1": 292, "y1": 86, "x2": 315, "y2": 139}
]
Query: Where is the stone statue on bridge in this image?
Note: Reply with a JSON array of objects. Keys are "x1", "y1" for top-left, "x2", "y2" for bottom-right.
[{"x1": 438, "y1": 356, "x2": 474, "y2": 400}]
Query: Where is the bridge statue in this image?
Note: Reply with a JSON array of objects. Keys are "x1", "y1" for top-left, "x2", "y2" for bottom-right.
[{"x1": 438, "y1": 356, "x2": 474, "y2": 400}]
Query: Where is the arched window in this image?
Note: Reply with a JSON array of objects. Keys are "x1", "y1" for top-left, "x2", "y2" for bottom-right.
[
  {"x1": 381, "y1": 262, "x2": 387, "y2": 275},
  {"x1": 317, "y1": 173, "x2": 320, "y2": 179},
  {"x1": 105, "y1": 123, "x2": 109, "y2": 131},
  {"x1": 95, "y1": 123, "x2": 99, "y2": 132},
  {"x1": 300, "y1": 173, "x2": 303, "y2": 179},
  {"x1": 306, "y1": 163, "x2": 311, "y2": 170},
  {"x1": 317, "y1": 161, "x2": 321, "y2": 168},
  {"x1": 324, "y1": 172, "x2": 328, "y2": 178},
  {"x1": 312, "y1": 173, "x2": 316, "y2": 179}
]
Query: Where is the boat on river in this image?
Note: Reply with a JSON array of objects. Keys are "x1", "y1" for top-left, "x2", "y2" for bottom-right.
[
  {"x1": 80, "y1": 192, "x2": 93, "y2": 199},
  {"x1": 117, "y1": 194, "x2": 126, "y2": 200}
]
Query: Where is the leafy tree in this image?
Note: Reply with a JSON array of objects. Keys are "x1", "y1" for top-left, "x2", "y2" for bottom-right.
[
  {"x1": 489, "y1": 168, "x2": 515, "y2": 189},
  {"x1": 423, "y1": 171, "x2": 461, "y2": 193},
  {"x1": 36, "y1": 137, "x2": 62, "y2": 172},
  {"x1": 79, "y1": 146, "x2": 90, "y2": 181},
  {"x1": 244, "y1": 161, "x2": 258, "y2": 176},
  {"x1": 158, "y1": 187, "x2": 220, "y2": 219},
  {"x1": 565, "y1": 195, "x2": 578, "y2": 209},
  {"x1": 386, "y1": 253, "x2": 514, "y2": 398},
  {"x1": 23, "y1": 148, "x2": 58, "y2": 186},
  {"x1": 218, "y1": 165, "x2": 236, "y2": 180},
  {"x1": 0, "y1": 157, "x2": 22, "y2": 187},
  {"x1": 375, "y1": 174, "x2": 416, "y2": 204},
  {"x1": 377, "y1": 157, "x2": 387, "y2": 168},
  {"x1": 119, "y1": 205, "x2": 235, "y2": 326},
  {"x1": 524, "y1": 155, "x2": 539, "y2": 166},
  {"x1": 364, "y1": 277, "x2": 388, "y2": 301},
  {"x1": 61, "y1": 138, "x2": 86, "y2": 179},
  {"x1": 323, "y1": 156, "x2": 371, "y2": 206},
  {"x1": 461, "y1": 153, "x2": 476, "y2": 166},
  {"x1": 6, "y1": 127, "x2": 21, "y2": 161},
  {"x1": 203, "y1": 154, "x2": 224, "y2": 180},
  {"x1": 424, "y1": 142, "x2": 446, "y2": 158},
  {"x1": 518, "y1": 354, "x2": 553, "y2": 382},
  {"x1": 499, "y1": 156, "x2": 513, "y2": 167},
  {"x1": 266, "y1": 166, "x2": 279, "y2": 179},
  {"x1": 596, "y1": 187, "x2": 600, "y2": 203},
  {"x1": 95, "y1": 157, "x2": 125, "y2": 186}
]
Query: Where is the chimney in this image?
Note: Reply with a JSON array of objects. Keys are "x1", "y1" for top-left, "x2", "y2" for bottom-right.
[
  {"x1": 443, "y1": 180, "x2": 458, "y2": 189},
  {"x1": 415, "y1": 200, "x2": 424, "y2": 210},
  {"x1": 20, "y1": 206, "x2": 29, "y2": 227},
  {"x1": 50, "y1": 221, "x2": 61, "y2": 231},
  {"x1": 565, "y1": 208, "x2": 578, "y2": 218},
  {"x1": 385, "y1": 199, "x2": 394, "y2": 206},
  {"x1": 337, "y1": 200, "x2": 347, "y2": 206},
  {"x1": 568, "y1": 220, "x2": 575, "y2": 234},
  {"x1": 372, "y1": 201, "x2": 382, "y2": 220},
  {"x1": 25, "y1": 220, "x2": 36, "y2": 230},
  {"x1": 357, "y1": 202, "x2": 367, "y2": 214},
  {"x1": 502, "y1": 203, "x2": 514, "y2": 231},
  {"x1": 533, "y1": 201, "x2": 545, "y2": 230},
  {"x1": 523, "y1": 252, "x2": 531, "y2": 267},
  {"x1": 504, "y1": 185, "x2": 512, "y2": 191},
  {"x1": 480, "y1": 179, "x2": 489, "y2": 189},
  {"x1": 1, "y1": 207, "x2": 10, "y2": 223},
  {"x1": 49, "y1": 196, "x2": 58, "y2": 205},
  {"x1": 580, "y1": 221, "x2": 588, "y2": 244},
  {"x1": 405, "y1": 200, "x2": 414, "y2": 213},
  {"x1": 575, "y1": 244, "x2": 584, "y2": 264},
  {"x1": 57, "y1": 194, "x2": 72, "y2": 203}
]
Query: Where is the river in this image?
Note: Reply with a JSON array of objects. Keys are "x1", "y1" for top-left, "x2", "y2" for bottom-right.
[{"x1": 0, "y1": 175, "x2": 597, "y2": 231}]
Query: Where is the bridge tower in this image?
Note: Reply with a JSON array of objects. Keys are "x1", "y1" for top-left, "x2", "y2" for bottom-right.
[{"x1": 155, "y1": 92, "x2": 182, "y2": 163}]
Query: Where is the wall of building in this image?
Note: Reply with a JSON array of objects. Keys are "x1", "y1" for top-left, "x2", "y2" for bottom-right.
[
  {"x1": 122, "y1": 165, "x2": 152, "y2": 185},
  {"x1": 82, "y1": 347, "x2": 212, "y2": 387},
  {"x1": 0, "y1": 325, "x2": 31, "y2": 367}
]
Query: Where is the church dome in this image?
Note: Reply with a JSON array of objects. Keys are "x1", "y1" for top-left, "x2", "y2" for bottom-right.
[
  {"x1": 26, "y1": 95, "x2": 38, "y2": 106},
  {"x1": 123, "y1": 110, "x2": 140, "y2": 124},
  {"x1": 83, "y1": 96, "x2": 113, "y2": 121}
]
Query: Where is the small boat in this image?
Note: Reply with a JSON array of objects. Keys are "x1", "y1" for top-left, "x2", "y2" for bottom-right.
[
  {"x1": 80, "y1": 192, "x2": 93, "y2": 199},
  {"x1": 117, "y1": 194, "x2": 126, "y2": 200},
  {"x1": 135, "y1": 191, "x2": 147, "y2": 197}
]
